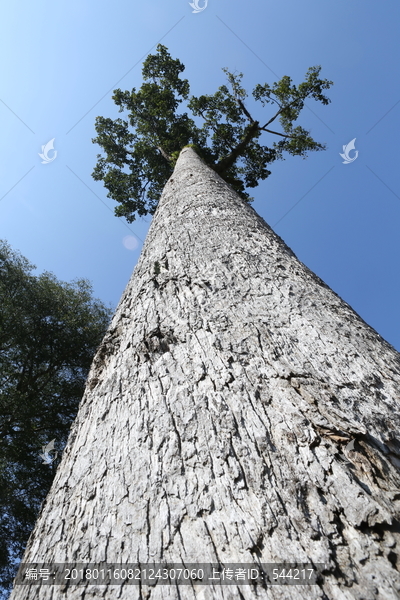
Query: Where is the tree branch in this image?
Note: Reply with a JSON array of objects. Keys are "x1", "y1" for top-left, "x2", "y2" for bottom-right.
[
  {"x1": 197, "y1": 108, "x2": 226, "y2": 141},
  {"x1": 213, "y1": 120, "x2": 260, "y2": 175},
  {"x1": 133, "y1": 106, "x2": 172, "y2": 163},
  {"x1": 236, "y1": 99, "x2": 254, "y2": 123},
  {"x1": 157, "y1": 147, "x2": 172, "y2": 162},
  {"x1": 261, "y1": 108, "x2": 283, "y2": 129},
  {"x1": 259, "y1": 127, "x2": 296, "y2": 139},
  {"x1": 261, "y1": 84, "x2": 322, "y2": 130}
]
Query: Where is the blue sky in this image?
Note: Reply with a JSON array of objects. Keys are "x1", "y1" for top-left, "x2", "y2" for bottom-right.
[{"x1": 1, "y1": 0, "x2": 399, "y2": 350}]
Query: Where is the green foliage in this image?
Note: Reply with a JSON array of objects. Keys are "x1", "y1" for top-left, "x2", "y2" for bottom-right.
[
  {"x1": 0, "y1": 241, "x2": 112, "y2": 596},
  {"x1": 92, "y1": 45, "x2": 333, "y2": 223}
]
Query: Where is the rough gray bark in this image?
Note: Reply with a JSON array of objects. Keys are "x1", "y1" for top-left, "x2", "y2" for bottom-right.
[{"x1": 10, "y1": 147, "x2": 400, "y2": 600}]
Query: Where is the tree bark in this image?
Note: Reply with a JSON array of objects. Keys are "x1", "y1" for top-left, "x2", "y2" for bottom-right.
[{"x1": 10, "y1": 147, "x2": 400, "y2": 600}]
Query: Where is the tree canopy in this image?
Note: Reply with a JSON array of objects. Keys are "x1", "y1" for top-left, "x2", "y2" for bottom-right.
[
  {"x1": 92, "y1": 44, "x2": 333, "y2": 223},
  {"x1": 0, "y1": 241, "x2": 112, "y2": 597}
]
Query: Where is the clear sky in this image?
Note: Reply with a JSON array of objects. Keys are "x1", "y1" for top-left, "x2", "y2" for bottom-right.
[{"x1": 1, "y1": 0, "x2": 399, "y2": 350}]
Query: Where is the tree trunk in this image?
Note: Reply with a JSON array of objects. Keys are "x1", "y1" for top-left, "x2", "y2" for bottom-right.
[{"x1": 10, "y1": 147, "x2": 400, "y2": 600}]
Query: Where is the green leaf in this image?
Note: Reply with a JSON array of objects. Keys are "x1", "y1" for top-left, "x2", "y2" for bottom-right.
[{"x1": 92, "y1": 46, "x2": 333, "y2": 221}]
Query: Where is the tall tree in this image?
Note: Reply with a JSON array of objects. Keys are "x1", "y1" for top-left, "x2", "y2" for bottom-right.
[
  {"x1": 0, "y1": 241, "x2": 112, "y2": 598},
  {"x1": 92, "y1": 44, "x2": 333, "y2": 222},
  {"x1": 10, "y1": 148, "x2": 400, "y2": 600}
]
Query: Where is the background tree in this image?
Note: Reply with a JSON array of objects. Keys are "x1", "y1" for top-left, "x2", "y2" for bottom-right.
[
  {"x1": 0, "y1": 240, "x2": 112, "y2": 598},
  {"x1": 92, "y1": 44, "x2": 333, "y2": 222}
]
